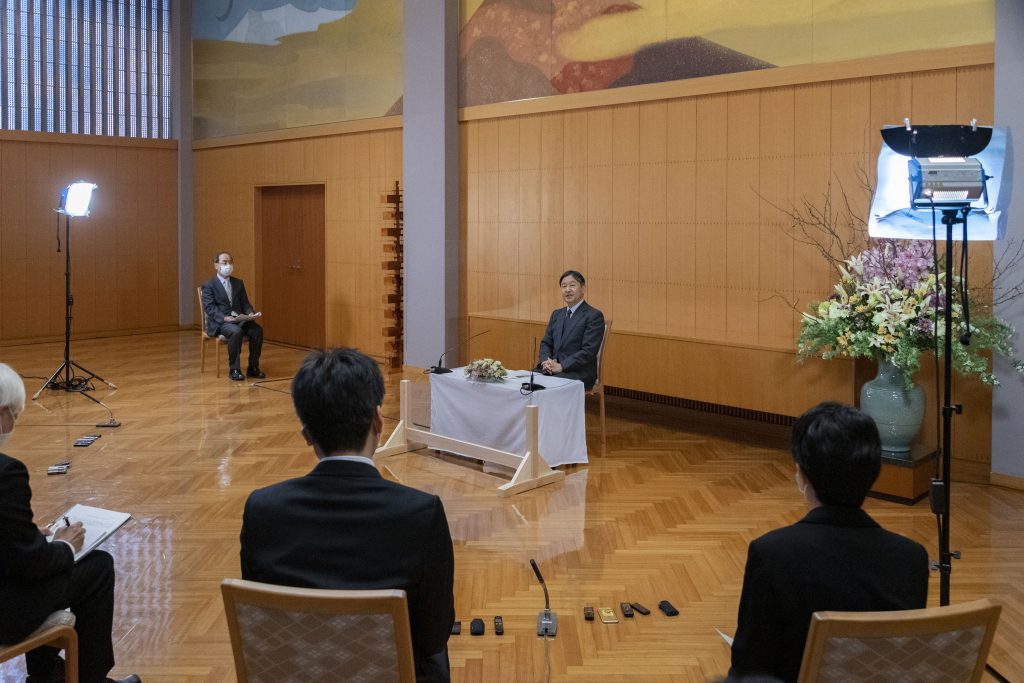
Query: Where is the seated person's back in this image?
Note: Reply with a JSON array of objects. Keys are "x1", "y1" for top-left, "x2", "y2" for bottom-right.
[
  {"x1": 729, "y1": 402, "x2": 928, "y2": 683},
  {"x1": 240, "y1": 348, "x2": 455, "y2": 683}
]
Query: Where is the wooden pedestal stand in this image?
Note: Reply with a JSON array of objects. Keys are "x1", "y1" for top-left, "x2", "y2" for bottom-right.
[
  {"x1": 867, "y1": 445, "x2": 938, "y2": 505},
  {"x1": 374, "y1": 379, "x2": 565, "y2": 497}
]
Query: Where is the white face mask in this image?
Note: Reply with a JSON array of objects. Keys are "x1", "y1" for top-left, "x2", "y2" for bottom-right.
[{"x1": 217, "y1": 263, "x2": 234, "y2": 278}]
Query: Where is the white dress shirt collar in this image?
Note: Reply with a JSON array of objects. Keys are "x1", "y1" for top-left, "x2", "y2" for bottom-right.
[{"x1": 319, "y1": 454, "x2": 376, "y2": 467}]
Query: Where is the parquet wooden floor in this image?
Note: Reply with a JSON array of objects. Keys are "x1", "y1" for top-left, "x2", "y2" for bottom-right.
[{"x1": 1, "y1": 332, "x2": 1022, "y2": 682}]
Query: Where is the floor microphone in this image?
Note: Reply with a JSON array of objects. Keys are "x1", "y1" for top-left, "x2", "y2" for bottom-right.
[{"x1": 530, "y1": 558, "x2": 557, "y2": 636}]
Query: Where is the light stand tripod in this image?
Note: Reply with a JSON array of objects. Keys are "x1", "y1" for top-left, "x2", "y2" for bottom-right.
[
  {"x1": 33, "y1": 194, "x2": 119, "y2": 427},
  {"x1": 930, "y1": 206, "x2": 971, "y2": 607},
  {"x1": 869, "y1": 121, "x2": 1011, "y2": 608}
]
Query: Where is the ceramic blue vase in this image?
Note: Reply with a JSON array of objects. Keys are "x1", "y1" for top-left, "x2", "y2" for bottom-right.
[{"x1": 859, "y1": 360, "x2": 925, "y2": 457}]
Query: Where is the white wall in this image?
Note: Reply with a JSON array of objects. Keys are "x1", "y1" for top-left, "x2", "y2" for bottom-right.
[{"x1": 992, "y1": 0, "x2": 1024, "y2": 478}]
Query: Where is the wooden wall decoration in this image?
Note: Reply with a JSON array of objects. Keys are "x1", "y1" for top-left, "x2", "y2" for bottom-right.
[{"x1": 381, "y1": 182, "x2": 404, "y2": 369}]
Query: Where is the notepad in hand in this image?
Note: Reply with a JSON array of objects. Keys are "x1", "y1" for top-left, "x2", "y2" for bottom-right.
[{"x1": 48, "y1": 504, "x2": 131, "y2": 562}]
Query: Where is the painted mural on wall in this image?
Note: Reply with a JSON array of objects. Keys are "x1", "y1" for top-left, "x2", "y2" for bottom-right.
[
  {"x1": 193, "y1": 0, "x2": 993, "y2": 135},
  {"x1": 193, "y1": 0, "x2": 401, "y2": 138},
  {"x1": 458, "y1": 0, "x2": 994, "y2": 107}
]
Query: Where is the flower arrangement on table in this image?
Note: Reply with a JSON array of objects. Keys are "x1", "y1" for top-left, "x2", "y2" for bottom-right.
[
  {"x1": 464, "y1": 358, "x2": 508, "y2": 382},
  {"x1": 798, "y1": 239, "x2": 1024, "y2": 388}
]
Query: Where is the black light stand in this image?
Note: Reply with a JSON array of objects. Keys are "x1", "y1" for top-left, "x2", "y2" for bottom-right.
[
  {"x1": 875, "y1": 123, "x2": 1003, "y2": 607},
  {"x1": 33, "y1": 208, "x2": 119, "y2": 427},
  {"x1": 930, "y1": 206, "x2": 971, "y2": 607}
]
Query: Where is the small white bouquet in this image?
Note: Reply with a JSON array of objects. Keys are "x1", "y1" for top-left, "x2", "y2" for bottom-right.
[{"x1": 464, "y1": 358, "x2": 508, "y2": 382}]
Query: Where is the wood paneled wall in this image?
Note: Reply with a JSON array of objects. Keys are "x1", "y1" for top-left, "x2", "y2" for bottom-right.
[
  {"x1": 0, "y1": 133, "x2": 178, "y2": 343},
  {"x1": 192, "y1": 124, "x2": 402, "y2": 357},
  {"x1": 463, "y1": 61, "x2": 996, "y2": 463}
]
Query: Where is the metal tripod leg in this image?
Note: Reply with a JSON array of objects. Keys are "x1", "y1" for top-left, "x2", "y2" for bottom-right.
[
  {"x1": 33, "y1": 361, "x2": 72, "y2": 400},
  {"x1": 69, "y1": 360, "x2": 117, "y2": 389}
]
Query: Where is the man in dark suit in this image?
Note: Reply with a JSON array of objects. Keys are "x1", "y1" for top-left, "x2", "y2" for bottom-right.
[
  {"x1": 537, "y1": 270, "x2": 605, "y2": 389},
  {"x1": 200, "y1": 251, "x2": 265, "y2": 381},
  {"x1": 729, "y1": 402, "x2": 929, "y2": 683},
  {"x1": 239, "y1": 348, "x2": 455, "y2": 683},
  {"x1": 0, "y1": 363, "x2": 140, "y2": 683}
]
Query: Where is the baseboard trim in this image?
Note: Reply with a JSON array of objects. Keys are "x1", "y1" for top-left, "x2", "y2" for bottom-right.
[
  {"x1": 0, "y1": 326, "x2": 187, "y2": 347},
  {"x1": 990, "y1": 472, "x2": 1024, "y2": 492}
]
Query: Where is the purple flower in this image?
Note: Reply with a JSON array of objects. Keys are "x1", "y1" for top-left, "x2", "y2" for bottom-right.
[{"x1": 853, "y1": 239, "x2": 935, "y2": 291}]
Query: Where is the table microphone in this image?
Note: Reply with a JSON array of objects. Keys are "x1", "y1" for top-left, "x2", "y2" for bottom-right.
[
  {"x1": 426, "y1": 329, "x2": 490, "y2": 374},
  {"x1": 531, "y1": 558, "x2": 557, "y2": 636},
  {"x1": 521, "y1": 337, "x2": 546, "y2": 392}
]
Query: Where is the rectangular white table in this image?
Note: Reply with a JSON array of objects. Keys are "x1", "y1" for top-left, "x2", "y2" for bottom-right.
[{"x1": 429, "y1": 369, "x2": 589, "y2": 467}]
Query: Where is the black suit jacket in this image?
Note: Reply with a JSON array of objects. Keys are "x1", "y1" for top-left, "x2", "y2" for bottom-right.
[
  {"x1": 201, "y1": 275, "x2": 255, "y2": 336},
  {"x1": 0, "y1": 452, "x2": 76, "y2": 642},
  {"x1": 730, "y1": 505, "x2": 929, "y2": 683},
  {"x1": 240, "y1": 459, "x2": 455, "y2": 683},
  {"x1": 537, "y1": 300, "x2": 605, "y2": 389}
]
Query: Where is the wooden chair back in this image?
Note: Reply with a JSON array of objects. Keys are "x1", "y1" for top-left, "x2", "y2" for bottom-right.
[
  {"x1": 0, "y1": 610, "x2": 78, "y2": 683},
  {"x1": 221, "y1": 578, "x2": 417, "y2": 683},
  {"x1": 797, "y1": 598, "x2": 1001, "y2": 683},
  {"x1": 589, "y1": 319, "x2": 611, "y2": 393},
  {"x1": 585, "y1": 320, "x2": 612, "y2": 444},
  {"x1": 197, "y1": 286, "x2": 225, "y2": 376}
]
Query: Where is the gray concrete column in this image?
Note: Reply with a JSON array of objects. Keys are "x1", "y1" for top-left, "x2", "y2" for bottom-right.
[
  {"x1": 993, "y1": 0, "x2": 1024, "y2": 478},
  {"x1": 402, "y1": 0, "x2": 459, "y2": 368},
  {"x1": 174, "y1": 0, "x2": 194, "y2": 325}
]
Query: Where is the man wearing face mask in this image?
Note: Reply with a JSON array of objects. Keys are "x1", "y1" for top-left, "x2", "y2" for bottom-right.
[
  {"x1": 239, "y1": 348, "x2": 455, "y2": 682},
  {"x1": 201, "y1": 251, "x2": 265, "y2": 381},
  {"x1": 0, "y1": 363, "x2": 142, "y2": 683}
]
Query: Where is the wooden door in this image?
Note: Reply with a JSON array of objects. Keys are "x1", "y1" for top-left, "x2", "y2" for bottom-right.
[{"x1": 256, "y1": 185, "x2": 326, "y2": 348}]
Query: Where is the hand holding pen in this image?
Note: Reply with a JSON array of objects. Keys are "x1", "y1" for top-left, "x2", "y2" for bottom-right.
[{"x1": 52, "y1": 514, "x2": 86, "y2": 552}]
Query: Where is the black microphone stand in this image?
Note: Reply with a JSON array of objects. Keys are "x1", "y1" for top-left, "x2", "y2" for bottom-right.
[
  {"x1": 33, "y1": 211, "x2": 118, "y2": 426},
  {"x1": 531, "y1": 559, "x2": 557, "y2": 636}
]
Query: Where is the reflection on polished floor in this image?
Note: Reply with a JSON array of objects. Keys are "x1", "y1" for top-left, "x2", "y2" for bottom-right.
[{"x1": 1, "y1": 331, "x2": 1022, "y2": 682}]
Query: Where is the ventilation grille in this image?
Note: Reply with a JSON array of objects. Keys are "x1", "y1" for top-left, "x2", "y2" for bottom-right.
[{"x1": 605, "y1": 386, "x2": 796, "y2": 426}]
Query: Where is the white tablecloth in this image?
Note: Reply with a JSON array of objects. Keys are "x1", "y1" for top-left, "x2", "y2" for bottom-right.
[{"x1": 429, "y1": 370, "x2": 588, "y2": 466}]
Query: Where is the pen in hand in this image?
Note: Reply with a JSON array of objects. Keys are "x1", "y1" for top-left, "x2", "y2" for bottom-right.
[{"x1": 53, "y1": 515, "x2": 85, "y2": 553}]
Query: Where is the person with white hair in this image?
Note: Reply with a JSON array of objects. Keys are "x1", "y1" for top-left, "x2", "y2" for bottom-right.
[{"x1": 0, "y1": 363, "x2": 141, "y2": 683}]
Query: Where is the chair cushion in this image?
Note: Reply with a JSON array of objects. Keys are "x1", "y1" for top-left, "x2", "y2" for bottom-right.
[{"x1": 0, "y1": 610, "x2": 75, "y2": 648}]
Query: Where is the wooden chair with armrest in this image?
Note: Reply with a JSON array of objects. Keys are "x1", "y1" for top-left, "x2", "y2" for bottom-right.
[
  {"x1": 197, "y1": 286, "x2": 227, "y2": 377},
  {"x1": 221, "y1": 578, "x2": 417, "y2": 683},
  {"x1": 0, "y1": 610, "x2": 78, "y2": 683},
  {"x1": 797, "y1": 598, "x2": 1002, "y2": 683},
  {"x1": 585, "y1": 319, "x2": 611, "y2": 444}
]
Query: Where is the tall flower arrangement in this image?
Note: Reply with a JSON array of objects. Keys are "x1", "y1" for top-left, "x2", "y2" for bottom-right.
[{"x1": 798, "y1": 239, "x2": 1024, "y2": 387}]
